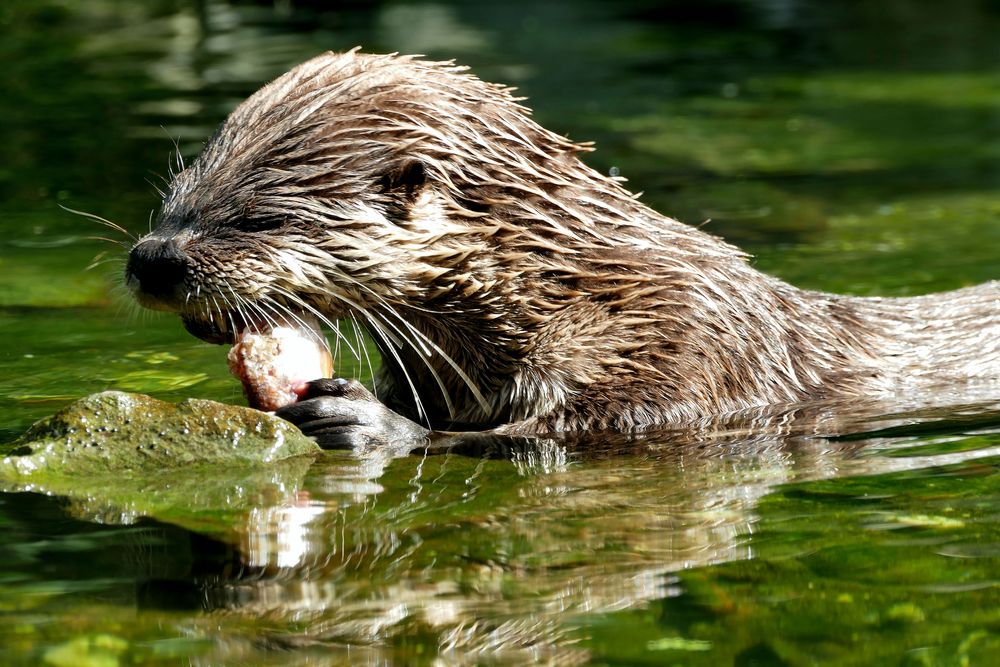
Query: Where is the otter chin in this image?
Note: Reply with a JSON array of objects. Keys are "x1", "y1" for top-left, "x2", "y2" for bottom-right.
[{"x1": 126, "y1": 50, "x2": 1000, "y2": 442}]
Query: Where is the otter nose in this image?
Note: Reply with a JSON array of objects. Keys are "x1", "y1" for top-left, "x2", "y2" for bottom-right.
[{"x1": 126, "y1": 238, "x2": 190, "y2": 300}]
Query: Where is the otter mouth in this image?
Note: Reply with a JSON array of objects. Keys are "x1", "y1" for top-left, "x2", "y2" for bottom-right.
[
  {"x1": 179, "y1": 308, "x2": 334, "y2": 411},
  {"x1": 180, "y1": 308, "x2": 322, "y2": 346},
  {"x1": 182, "y1": 314, "x2": 236, "y2": 345}
]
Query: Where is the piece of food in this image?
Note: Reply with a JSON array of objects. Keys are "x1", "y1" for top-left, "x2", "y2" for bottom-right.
[{"x1": 227, "y1": 317, "x2": 333, "y2": 411}]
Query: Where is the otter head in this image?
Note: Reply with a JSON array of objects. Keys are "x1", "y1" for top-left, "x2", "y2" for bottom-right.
[{"x1": 126, "y1": 50, "x2": 617, "y2": 349}]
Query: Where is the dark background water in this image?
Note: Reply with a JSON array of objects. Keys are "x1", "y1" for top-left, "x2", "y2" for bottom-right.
[{"x1": 1, "y1": 1, "x2": 999, "y2": 665}]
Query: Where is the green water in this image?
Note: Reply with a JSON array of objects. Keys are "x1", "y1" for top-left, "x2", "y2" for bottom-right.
[{"x1": 1, "y1": 0, "x2": 999, "y2": 664}]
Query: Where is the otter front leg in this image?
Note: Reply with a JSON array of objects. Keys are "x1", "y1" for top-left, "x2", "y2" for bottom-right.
[
  {"x1": 276, "y1": 378, "x2": 431, "y2": 449},
  {"x1": 277, "y1": 379, "x2": 564, "y2": 458}
]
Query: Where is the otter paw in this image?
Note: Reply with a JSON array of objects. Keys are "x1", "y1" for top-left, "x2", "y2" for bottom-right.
[{"x1": 275, "y1": 379, "x2": 429, "y2": 449}]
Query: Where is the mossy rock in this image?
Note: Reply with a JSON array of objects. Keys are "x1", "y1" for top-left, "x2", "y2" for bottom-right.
[
  {"x1": 0, "y1": 392, "x2": 321, "y2": 540},
  {"x1": 1, "y1": 391, "x2": 319, "y2": 479}
]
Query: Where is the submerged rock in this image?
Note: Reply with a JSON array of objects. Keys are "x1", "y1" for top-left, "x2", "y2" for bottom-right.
[
  {"x1": 0, "y1": 392, "x2": 322, "y2": 540},
  {"x1": 1, "y1": 391, "x2": 319, "y2": 480}
]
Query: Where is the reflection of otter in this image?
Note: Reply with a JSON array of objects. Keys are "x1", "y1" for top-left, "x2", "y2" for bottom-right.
[
  {"x1": 120, "y1": 398, "x2": 1000, "y2": 663},
  {"x1": 126, "y1": 50, "x2": 1000, "y2": 437}
]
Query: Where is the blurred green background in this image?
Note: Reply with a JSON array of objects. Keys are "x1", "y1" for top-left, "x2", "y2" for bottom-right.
[{"x1": 1, "y1": 3, "x2": 999, "y2": 665}]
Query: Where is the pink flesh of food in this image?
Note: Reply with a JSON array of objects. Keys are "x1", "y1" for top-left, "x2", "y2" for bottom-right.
[{"x1": 227, "y1": 320, "x2": 333, "y2": 411}]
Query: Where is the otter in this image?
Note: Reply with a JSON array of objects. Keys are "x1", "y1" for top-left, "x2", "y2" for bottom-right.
[{"x1": 125, "y1": 50, "x2": 1000, "y2": 446}]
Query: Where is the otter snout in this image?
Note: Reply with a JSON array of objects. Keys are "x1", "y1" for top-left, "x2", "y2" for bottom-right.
[{"x1": 125, "y1": 237, "x2": 190, "y2": 310}]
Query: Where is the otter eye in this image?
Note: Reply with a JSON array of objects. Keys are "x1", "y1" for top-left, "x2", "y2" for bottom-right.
[
  {"x1": 379, "y1": 160, "x2": 426, "y2": 201},
  {"x1": 240, "y1": 218, "x2": 284, "y2": 233}
]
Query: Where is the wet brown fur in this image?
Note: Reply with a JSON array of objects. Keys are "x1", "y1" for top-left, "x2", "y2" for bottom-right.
[{"x1": 134, "y1": 51, "x2": 1000, "y2": 433}]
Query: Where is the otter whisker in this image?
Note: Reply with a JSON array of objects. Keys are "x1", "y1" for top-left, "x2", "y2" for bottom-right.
[
  {"x1": 364, "y1": 306, "x2": 456, "y2": 419},
  {"x1": 370, "y1": 302, "x2": 431, "y2": 357},
  {"x1": 231, "y1": 291, "x2": 356, "y2": 378},
  {"x1": 213, "y1": 292, "x2": 230, "y2": 320},
  {"x1": 301, "y1": 281, "x2": 447, "y2": 401},
  {"x1": 325, "y1": 267, "x2": 488, "y2": 412},
  {"x1": 253, "y1": 298, "x2": 295, "y2": 332},
  {"x1": 84, "y1": 235, "x2": 130, "y2": 250},
  {"x1": 145, "y1": 176, "x2": 166, "y2": 199},
  {"x1": 266, "y1": 283, "x2": 428, "y2": 423},
  {"x1": 229, "y1": 287, "x2": 279, "y2": 332},
  {"x1": 333, "y1": 318, "x2": 354, "y2": 380},
  {"x1": 358, "y1": 309, "x2": 430, "y2": 425},
  {"x1": 326, "y1": 266, "x2": 447, "y2": 315},
  {"x1": 264, "y1": 287, "x2": 362, "y2": 361},
  {"x1": 171, "y1": 132, "x2": 186, "y2": 174},
  {"x1": 159, "y1": 126, "x2": 187, "y2": 180},
  {"x1": 255, "y1": 296, "x2": 355, "y2": 366},
  {"x1": 350, "y1": 312, "x2": 378, "y2": 398},
  {"x1": 224, "y1": 286, "x2": 261, "y2": 333},
  {"x1": 59, "y1": 205, "x2": 137, "y2": 243},
  {"x1": 266, "y1": 286, "x2": 344, "y2": 332},
  {"x1": 371, "y1": 299, "x2": 488, "y2": 414},
  {"x1": 332, "y1": 319, "x2": 342, "y2": 370},
  {"x1": 85, "y1": 251, "x2": 121, "y2": 271},
  {"x1": 212, "y1": 294, "x2": 238, "y2": 338},
  {"x1": 199, "y1": 301, "x2": 211, "y2": 332}
]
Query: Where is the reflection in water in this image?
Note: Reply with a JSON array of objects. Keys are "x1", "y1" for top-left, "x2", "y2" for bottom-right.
[
  {"x1": 243, "y1": 497, "x2": 329, "y2": 569},
  {"x1": 147, "y1": 393, "x2": 1000, "y2": 663},
  {"x1": 1, "y1": 0, "x2": 998, "y2": 663}
]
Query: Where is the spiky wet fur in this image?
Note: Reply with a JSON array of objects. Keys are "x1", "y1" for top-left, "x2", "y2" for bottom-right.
[{"x1": 137, "y1": 50, "x2": 1000, "y2": 433}]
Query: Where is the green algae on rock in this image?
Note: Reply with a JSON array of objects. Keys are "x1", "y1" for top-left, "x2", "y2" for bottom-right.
[{"x1": 0, "y1": 391, "x2": 319, "y2": 480}]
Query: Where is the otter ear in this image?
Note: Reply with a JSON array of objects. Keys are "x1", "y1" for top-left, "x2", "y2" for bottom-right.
[{"x1": 378, "y1": 160, "x2": 426, "y2": 203}]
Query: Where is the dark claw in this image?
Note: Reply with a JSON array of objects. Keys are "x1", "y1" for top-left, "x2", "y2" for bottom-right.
[{"x1": 275, "y1": 378, "x2": 429, "y2": 450}]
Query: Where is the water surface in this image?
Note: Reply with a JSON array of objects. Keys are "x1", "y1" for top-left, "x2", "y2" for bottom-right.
[{"x1": 1, "y1": 1, "x2": 998, "y2": 664}]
